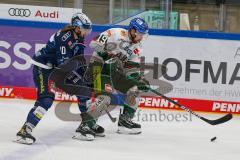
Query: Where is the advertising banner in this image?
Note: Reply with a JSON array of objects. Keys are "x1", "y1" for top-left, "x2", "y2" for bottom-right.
[
  {"x1": 1, "y1": 15, "x2": 240, "y2": 114},
  {"x1": 141, "y1": 35, "x2": 240, "y2": 113},
  {"x1": 143, "y1": 36, "x2": 240, "y2": 102},
  {"x1": 0, "y1": 3, "x2": 81, "y2": 23},
  {"x1": 0, "y1": 25, "x2": 55, "y2": 87},
  {"x1": 0, "y1": 25, "x2": 97, "y2": 87}
]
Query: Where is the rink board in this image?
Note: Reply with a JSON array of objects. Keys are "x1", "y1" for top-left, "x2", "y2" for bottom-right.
[
  {"x1": 1, "y1": 19, "x2": 240, "y2": 114},
  {"x1": 1, "y1": 86, "x2": 240, "y2": 114}
]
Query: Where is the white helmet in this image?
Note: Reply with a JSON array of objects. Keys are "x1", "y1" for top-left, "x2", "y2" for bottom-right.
[{"x1": 71, "y1": 12, "x2": 92, "y2": 30}]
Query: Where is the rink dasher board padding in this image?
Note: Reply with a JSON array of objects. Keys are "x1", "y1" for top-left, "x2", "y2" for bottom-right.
[
  {"x1": 0, "y1": 85, "x2": 240, "y2": 115},
  {"x1": 1, "y1": 18, "x2": 240, "y2": 116}
]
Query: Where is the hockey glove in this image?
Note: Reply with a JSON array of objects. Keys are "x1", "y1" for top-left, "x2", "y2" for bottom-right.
[
  {"x1": 113, "y1": 52, "x2": 128, "y2": 63},
  {"x1": 137, "y1": 78, "x2": 150, "y2": 92}
]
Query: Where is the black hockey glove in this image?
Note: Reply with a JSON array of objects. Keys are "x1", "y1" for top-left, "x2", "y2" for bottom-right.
[
  {"x1": 113, "y1": 52, "x2": 128, "y2": 63},
  {"x1": 137, "y1": 78, "x2": 150, "y2": 92}
]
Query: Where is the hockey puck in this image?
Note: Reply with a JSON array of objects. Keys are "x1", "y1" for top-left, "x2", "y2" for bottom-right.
[{"x1": 211, "y1": 136, "x2": 217, "y2": 142}]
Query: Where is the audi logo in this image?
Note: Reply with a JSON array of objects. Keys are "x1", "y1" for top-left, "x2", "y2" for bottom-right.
[{"x1": 8, "y1": 8, "x2": 31, "y2": 17}]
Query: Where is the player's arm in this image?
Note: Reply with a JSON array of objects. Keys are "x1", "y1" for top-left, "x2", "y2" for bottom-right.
[
  {"x1": 89, "y1": 31, "x2": 108, "y2": 52},
  {"x1": 71, "y1": 37, "x2": 87, "y2": 66},
  {"x1": 89, "y1": 31, "x2": 111, "y2": 61},
  {"x1": 90, "y1": 29, "x2": 128, "y2": 63},
  {"x1": 69, "y1": 37, "x2": 88, "y2": 83},
  {"x1": 32, "y1": 33, "x2": 56, "y2": 64},
  {"x1": 125, "y1": 49, "x2": 149, "y2": 92}
]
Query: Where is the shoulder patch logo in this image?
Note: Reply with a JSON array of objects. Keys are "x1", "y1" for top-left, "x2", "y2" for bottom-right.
[
  {"x1": 133, "y1": 48, "x2": 140, "y2": 55},
  {"x1": 62, "y1": 31, "x2": 71, "y2": 41}
]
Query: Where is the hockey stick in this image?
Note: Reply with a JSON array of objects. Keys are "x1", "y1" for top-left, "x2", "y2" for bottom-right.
[
  {"x1": 148, "y1": 88, "x2": 232, "y2": 125},
  {"x1": 104, "y1": 109, "x2": 117, "y2": 123},
  {"x1": 106, "y1": 58, "x2": 232, "y2": 125},
  {"x1": 30, "y1": 59, "x2": 53, "y2": 69}
]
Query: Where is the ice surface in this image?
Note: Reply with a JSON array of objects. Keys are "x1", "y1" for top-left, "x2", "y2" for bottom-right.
[{"x1": 0, "y1": 98, "x2": 239, "y2": 160}]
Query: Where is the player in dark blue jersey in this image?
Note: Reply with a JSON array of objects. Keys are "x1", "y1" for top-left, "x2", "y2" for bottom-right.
[{"x1": 15, "y1": 13, "x2": 94, "y2": 145}]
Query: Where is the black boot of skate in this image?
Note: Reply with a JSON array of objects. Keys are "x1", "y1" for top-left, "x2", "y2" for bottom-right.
[
  {"x1": 15, "y1": 123, "x2": 36, "y2": 145},
  {"x1": 73, "y1": 122, "x2": 95, "y2": 141},
  {"x1": 90, "y1": 123, "x2": 105, "y2": 137},
  {"x1": 117, "y1": 113, "x2": 141, "y2": 134}
]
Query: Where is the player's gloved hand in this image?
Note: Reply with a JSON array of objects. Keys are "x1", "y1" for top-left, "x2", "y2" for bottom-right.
[
  {"x1": 124, "y1": 61, "x2": 140, "y2": 68},
  {"x1": 113, "y1": 52, "x2": 128, "y2": 63},
  {"x1": 66, "y1": 72, "x2": 82, "y2": 85},
  {"x1": 110, "y1": 57, "x2": 125, "y2": 75},
  {"x1": 137, "y1": 78, "x2": 150, "y2": 92}
]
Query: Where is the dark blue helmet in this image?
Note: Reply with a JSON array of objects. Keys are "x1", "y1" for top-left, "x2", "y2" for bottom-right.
[
  {"x1": 71, "y1": 13, "x2": 92, "y2": 29},
  {"x1": 129, "y1": 18, "x2": 148, "y2": 34}
]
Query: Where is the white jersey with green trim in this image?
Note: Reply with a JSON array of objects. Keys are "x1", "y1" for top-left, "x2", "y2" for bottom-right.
[{"x1": 89, "y1": 28, "x2": 142, "y2": 64}]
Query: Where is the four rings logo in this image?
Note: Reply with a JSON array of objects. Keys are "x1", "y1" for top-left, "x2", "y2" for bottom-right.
[{"x1": 8, "y1": 8, "x2": 31, "y2": 17}]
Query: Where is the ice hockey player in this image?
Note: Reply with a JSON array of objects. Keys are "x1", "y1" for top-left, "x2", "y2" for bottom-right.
[
  {"x1": 15, "y1": 13, "x2": 93, "y2": 145},
  {"x1": 73, "y1": 17, "x2": 150, "y2": 141}
]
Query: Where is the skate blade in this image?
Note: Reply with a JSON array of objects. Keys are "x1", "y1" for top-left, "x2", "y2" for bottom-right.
[
  {"x1": 72, "y1": 133, "x2": 95, "y2": 141},
  {"x1": 95, "y1": 133, "x2": 106, "y2": 137},
  {"x1": 117, "y1": 126, "x2": 142, "y2": 135},
  {"x1": 13, "y1": 136, "x2": 34, "y2": 145}
]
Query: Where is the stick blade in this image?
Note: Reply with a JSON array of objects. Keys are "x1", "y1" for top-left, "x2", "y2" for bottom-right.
[{"x1": 201, "y1": 113, "x2": 233, "y2": 125}]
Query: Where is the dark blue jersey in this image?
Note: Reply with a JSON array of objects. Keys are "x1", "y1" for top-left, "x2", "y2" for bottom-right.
[{"x1": 33, "y1": 29, "x2": 85, "y2": 67}]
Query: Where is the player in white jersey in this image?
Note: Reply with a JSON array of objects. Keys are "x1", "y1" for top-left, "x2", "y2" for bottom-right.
[
  {"x1": 91, "y1": 28, "x2": 142, "y2": 63},
  {"x1": 73, "y1": 18, "x2": 149, "y2": 141}
]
